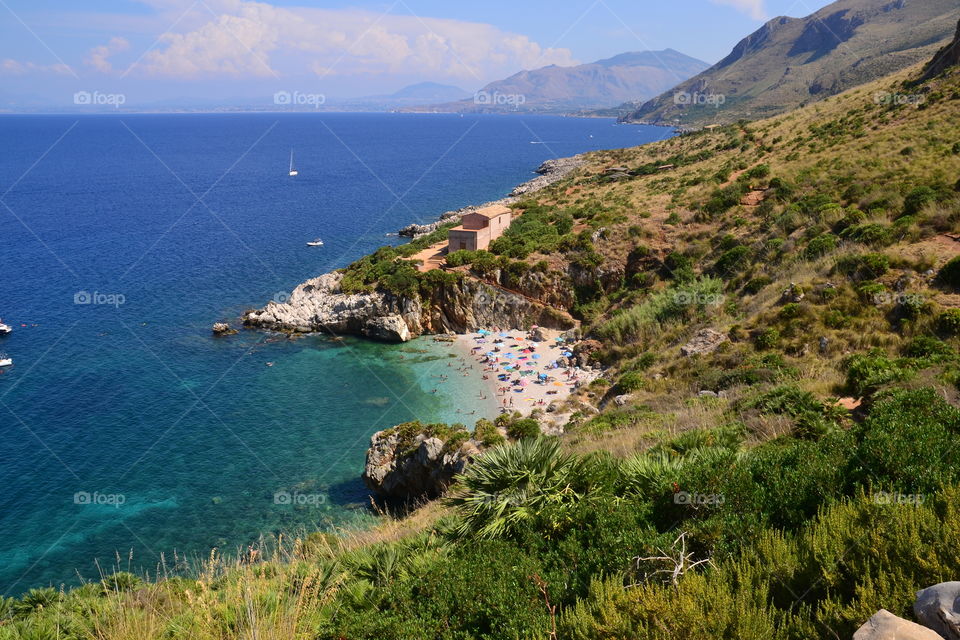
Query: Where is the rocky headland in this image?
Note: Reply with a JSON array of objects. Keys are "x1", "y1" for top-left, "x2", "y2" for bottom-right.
[{"x1": 242, "y1": 271, "x2": 576, "y2": 342}]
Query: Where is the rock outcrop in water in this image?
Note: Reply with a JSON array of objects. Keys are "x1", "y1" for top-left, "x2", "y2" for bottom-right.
[
  {"x1": 398, "y1": 156, "x2": 586, "y2": 238},
  {"x1": 242, "y1": 271, "x2": 576, "y2": 342},
  {"x1": 363, "y1": 424, "x2": 488, "y2": 499},
  {"x1": 243, "y1": 272, "x2": 422, "y2": 341}
]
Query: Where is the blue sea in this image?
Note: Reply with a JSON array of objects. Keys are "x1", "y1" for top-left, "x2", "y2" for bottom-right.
[{"x1": 0, "y1": 112, "x2": 671, "y2": 594}]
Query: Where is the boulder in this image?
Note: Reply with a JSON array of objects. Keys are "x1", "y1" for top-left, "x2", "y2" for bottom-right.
[
  {"x1": 914, "y1": 582, "x2": 960, "y2": 639},
  {"x1": 211, "y1": 322, "x2": 237, "y2": 336},
  {"x1": 614, "y1": 394, "x2": 632, "y2": 407},
  {"x1": 854, "y1": 609, "x2": 943, "y2": 640},
  {"x1": 363, "y1": 314, "x2": 412, "y2": 342},
  {"x1": 363, "y1": 426, "x2": 487, "y2": 500},
  {"x1": 529, "y1": 326, "x2": 548, "y2": 342},
  {"x1": 680, "y1": 329, "x2": 728, "y2": 357}
]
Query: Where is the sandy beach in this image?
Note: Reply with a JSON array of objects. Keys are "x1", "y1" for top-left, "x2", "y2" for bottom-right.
[{"x1": 442, "y1": 326, "x2": 600, "y2": 424}]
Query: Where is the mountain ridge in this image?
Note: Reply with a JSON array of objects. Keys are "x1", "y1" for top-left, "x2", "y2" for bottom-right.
[
  {"x1": 618, "y1": 0, "x2": 958, "y2": 126},
  {"x1": 408, "y1": 49, "x2": 709, "y2": 115}
]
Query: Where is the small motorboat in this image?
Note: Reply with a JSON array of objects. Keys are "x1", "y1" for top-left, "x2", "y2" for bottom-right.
[
  {"x1": 0, "y1": 355, "x2": 12, "y2": 367},
  {"x1": 0, "y1": 322, "x2": 10, "y2": 335},
  {"x1": 306, "y1": 238, "x2": 324, "y2": 247}
]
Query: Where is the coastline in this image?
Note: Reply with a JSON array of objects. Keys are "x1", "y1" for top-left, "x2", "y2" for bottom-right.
[{"x1": 398, "y1": 154, "x2": 587, "y2": 238}]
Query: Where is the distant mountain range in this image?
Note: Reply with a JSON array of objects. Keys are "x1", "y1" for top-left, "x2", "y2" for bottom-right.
[
  {"x1": 326, "y1": 82, "x2": 471, "y2": 110},
  {"x1": 407, "y1": 49, "x2": 709, "y2": 114},
  {"x1": 618, "y1": 0, "x2": 959, "y2": 126}
]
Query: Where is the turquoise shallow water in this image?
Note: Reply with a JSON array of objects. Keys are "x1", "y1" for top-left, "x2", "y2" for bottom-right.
[{"x1": 0, "y1": 112, "x2": 671, "y2": 593}]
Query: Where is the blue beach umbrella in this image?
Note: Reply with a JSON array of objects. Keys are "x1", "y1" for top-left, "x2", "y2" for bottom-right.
[{"x1": 531, "y1": 354, "x2": 541, "y2": 360}]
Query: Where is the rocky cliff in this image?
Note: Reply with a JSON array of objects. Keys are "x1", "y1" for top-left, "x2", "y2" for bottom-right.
[
  {"x1": 242, "y1": 271, "x2": 575, "y2": 342},
  {"x1": 923, "y1": 18, "x2": 960, "y2": 80}
]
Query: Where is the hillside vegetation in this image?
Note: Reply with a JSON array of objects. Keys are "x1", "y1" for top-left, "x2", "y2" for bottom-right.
[{"x1": 4, "y1": 53, "x2": 960, "y2": 640}]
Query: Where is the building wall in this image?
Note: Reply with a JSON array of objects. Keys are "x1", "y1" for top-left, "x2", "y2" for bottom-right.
[
  {"x1": 461, "y1": 213, "x2": 489, "y2": 231},
  {"x1": 488, "y1": 213, "x2": 510, "y2": 240},
  {"x1": 447, "y1": 211, "x2": 510, "y2": 254},
  {"x1": 448, "y1": 229, "x2": 480, "y2": 253}
]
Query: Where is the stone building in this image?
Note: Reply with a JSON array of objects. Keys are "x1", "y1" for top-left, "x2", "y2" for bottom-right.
[{"x1": 447, "y1": 204, "x2": 512, "y2": 252}]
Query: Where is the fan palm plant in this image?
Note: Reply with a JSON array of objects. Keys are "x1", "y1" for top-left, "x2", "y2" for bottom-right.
[{"x1": 448, "y1": 438, "x2": 596, "y2": 539}]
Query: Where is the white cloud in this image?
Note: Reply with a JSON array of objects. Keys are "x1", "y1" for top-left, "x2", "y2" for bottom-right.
[
  {"x1": 131, "y1": 1, "x2": 576, "y2": 82},
  {"x1": 85, "y1": 37, "x2": 131, "y2": 73},
  {"x1": 0, "y1": 59, "x2": 73, "y2": 75},
  {"x1": 709, "y1": 0, "x2": 768, "y2": 20}
]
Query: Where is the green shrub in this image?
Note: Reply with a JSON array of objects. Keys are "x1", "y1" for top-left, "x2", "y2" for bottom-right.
[
  {"x1": 902, "y1": 335, "x2": 953, "y2": 360},
  {"x1": 743, "y1": 276, "x2": 772, "y2": 294},
  {"x1": 844, "y1": 351, "x2": 914, "y2": 396},
  {"x1": 806, "y1": 233, "x2": 838, "y2": 258},
  {"x1": 713, "y1": 246, "x2": 752, "y2": 277},
  {"x1": 937, "y1": 256, "x2": 960, "y2": 289},
  {"x1": 754, "y1": 328, "x2": 780, "y2": 351},
  {"x1": 444, "y1": 249, "x2": 479, "y2": 267},
  {"x1": 507, "y1": 418, "x2": 542, "y2": 440},
  {"x1": 835, "y1": 253, "x2": 890, "y2": 281},
  {"x1": 902, "y1": 186, "x2": 937, "y2": 217},
  {"x1": 937, "y1": 309, "x2": 960, "y2": 336},
  {"x1": 618, "y1": 371, "x2": 646, "y2": 392},
  {"x1": 474, "y1": 418, "x2": 505, "y2": 447}
]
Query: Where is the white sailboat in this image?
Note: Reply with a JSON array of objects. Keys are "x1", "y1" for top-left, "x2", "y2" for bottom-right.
[{"x1": 288, "y1": 150, "x2": 298, "y2": 177}]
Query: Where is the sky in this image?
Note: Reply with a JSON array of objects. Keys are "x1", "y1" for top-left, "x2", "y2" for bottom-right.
[{"x1": 0, "y1": 0, "x2": 837, "y2": 108}]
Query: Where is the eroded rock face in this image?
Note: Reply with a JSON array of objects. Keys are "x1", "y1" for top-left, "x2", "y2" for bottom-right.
[
  {"x1": 914, "y1": 582, "x2": 960, "y2": 639},
  {"x1": 853, "y1": 609, "x2": 942, "y2": 640},
  {"x1": 363, "y1": 314, "x2": 411, "y2": 342},
  {"x1": 243, "y1": 272, "x2": 423, "y2": 341},
  {"x1": 363, "y1": 429, "x2": 487, "y2": 500},
  {"x1": 680, "y1": 329, "x2": 728, "y2": 357},
  {"x1": 243, "y1": 272, "x2": 576, "y2": 343}
]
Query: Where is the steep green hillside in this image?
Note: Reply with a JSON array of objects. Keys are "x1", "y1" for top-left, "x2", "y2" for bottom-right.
[{"x1": 619, "y1": 0, "x2": 957, "y2": 126}]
